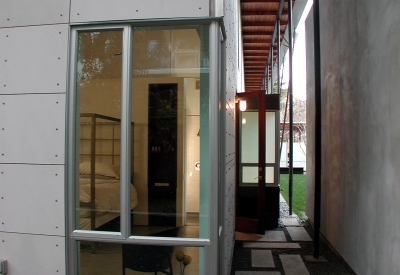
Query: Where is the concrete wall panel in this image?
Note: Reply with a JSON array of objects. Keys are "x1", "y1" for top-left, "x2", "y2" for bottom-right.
[
  {"x1": 0, "y1": 164, "x2": 64, "y2": 235},
  {"x1": 220, "y1": 0, "x2": 240, "y2": 273},
  {"x1": 0, "y1": 24, "x2": 69, "y2": 95},
  {"x1": 356, "y1": 1, "x2": 400, "y2": 274},
  {"x1": 0, "y1": 94, "x2": 66, "y2": 164},
  {"x1": 0, "y1": 0, "x2": 70, "y2": 27},
  {"x1": 0, "y1": 232, "x2": 65, "y2": 275},
  {"x1": 70, "y1": 0, "x2": 209, "y2": 23},
  {"x1": 305, "y1": 11, "x2": 315, "y2": 224},
  {"x1": 306, "y1": 0, "x2": 400, "y2": 274}
]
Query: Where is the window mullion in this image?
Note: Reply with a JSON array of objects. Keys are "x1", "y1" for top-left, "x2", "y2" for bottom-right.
[{"x1": 120, "y1": 24, "x2": 133, "y2": 239}]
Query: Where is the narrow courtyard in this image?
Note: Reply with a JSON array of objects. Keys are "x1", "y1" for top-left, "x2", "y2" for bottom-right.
[{"x1": 231, "y1": 196, "x2": 356, "y2": 275}]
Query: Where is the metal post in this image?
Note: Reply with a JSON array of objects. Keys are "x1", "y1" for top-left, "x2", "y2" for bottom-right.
[
  {"x1": 288, "y1": 0, "x2": 294, "y2": 216},
  {"x1": 267, "y1": 65, "x2": 270, "y2": 92},
  {"x1": 313, "y1": 0, "x2": 322, "y2": 259},
  {"x1": 270, "y1": 61, "x2": 273, "y2": 94},
  {"x1": 277, "y1": 19, "x2": 281, "y2": 95}
]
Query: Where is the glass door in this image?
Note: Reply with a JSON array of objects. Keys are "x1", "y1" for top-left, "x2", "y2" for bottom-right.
[{"x1": 235, "y1": 91, "x2": 266, "y2": 234}]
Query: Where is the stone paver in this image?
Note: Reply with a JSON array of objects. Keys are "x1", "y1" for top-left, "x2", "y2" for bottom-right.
[
  {"x1": 235, "y1": 272, "x2": 281, "y2": 275},
  {"x1": 280, "y1": 254, "x2": 310, "y2": 275},
  {"x1": 262, "y1": 230, "x2": 286, "y2": 242},
  {"x1": 282, "y1": 217, "x2": 300, "y2": 226},
  {"x1": 244, "y1": 242, "x2": 301, "y2": 249},
  {"x1": 286, "y1": 227, "x2": 312, "y2": 241},
  {"x1": 304, "y1": 255, "x2": 328, "y2": 262},
  {"x1": 251, "y1": 250, "x2": 275, "y2": 268},
  {"x1": 236, "y1": 232, "x2": 266, "y2": 242}
]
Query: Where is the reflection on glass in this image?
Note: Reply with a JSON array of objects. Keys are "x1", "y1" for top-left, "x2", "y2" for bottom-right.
[
  {"x1": 76, "y1": 30, "x2": 123, "y2": 232},
  {"x1": 130, "y1": 26, "x2": 209, "y2": 238},
  {"x1": 79, "y1": 241, "x2": 200, "y2": 275}
]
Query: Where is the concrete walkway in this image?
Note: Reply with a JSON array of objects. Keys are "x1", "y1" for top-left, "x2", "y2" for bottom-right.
[{"x1": 230, "y1": 196, "x2": 355, "y2": 275}]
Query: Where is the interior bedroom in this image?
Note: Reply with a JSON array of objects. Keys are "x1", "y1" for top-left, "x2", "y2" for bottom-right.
[{"x1": 74, "y1": 26, "x2": 207, "y2": 274}]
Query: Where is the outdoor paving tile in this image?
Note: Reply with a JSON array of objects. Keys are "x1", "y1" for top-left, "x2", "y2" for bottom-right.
[
  {"x1": 282, "y1": 218, "x2": 300, "y2": 226},
  {"x1": 236, "y1": 231, "x2": 265, "y2": 242},
  {"x1": 235, "y1": 272, "x2": 281, "y2": 275},
  {"x1": 244, "y1": 242, "x2": 301, "y2": 249},
  {"x1": 251, "y1": 250, "x2": 275, "y2": 268},
  {"x1": 262, "y1": 230, "x2": 287, "y2": 242},
  {"x1": 236, "y1": 230, "x2": 286, "y2": 242},
  {"x1": 304, "y1": 255, "x2": 328, "y2": 262},
  {"x1": 280, "y1": 254, "x2": 310, "y2": 275},
  {"x1": 286, "y1": 227, "x2": 312, "y2": 241}
]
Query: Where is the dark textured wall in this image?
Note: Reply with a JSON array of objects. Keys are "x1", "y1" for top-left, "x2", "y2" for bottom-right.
[{"x1": 306, "y1": 1, "x2": 400, "y2": 274}]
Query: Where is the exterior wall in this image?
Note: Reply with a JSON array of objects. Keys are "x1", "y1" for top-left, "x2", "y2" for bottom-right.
[
  {"x1": 0, "y1": 1, "x2": 230, "y2": 274},
  {"x1": 306, "y1": 1, "x2": 400, "y2": 274},
  {"x1": 0, "y1": 3, "x2": 69, "y2": 272},
  {"x1": 220, "y1": 0, "x2": 242, "y2": 273}
]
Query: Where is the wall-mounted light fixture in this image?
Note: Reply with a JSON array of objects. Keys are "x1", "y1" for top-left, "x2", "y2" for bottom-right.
[{"x1": 239, "y1": 100, "x2": 247, "y2": 111}]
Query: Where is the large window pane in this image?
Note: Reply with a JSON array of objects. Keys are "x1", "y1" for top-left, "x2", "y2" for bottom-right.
[
  {"x1": 79, "y1": 241, "x2": 201, "y2": 275},
  {"x1": 76, "y1": 30, "x2": 124, "y2": 232},
  {"x1": 130, "y1": 26, "x2": 209, "y2": 238}
]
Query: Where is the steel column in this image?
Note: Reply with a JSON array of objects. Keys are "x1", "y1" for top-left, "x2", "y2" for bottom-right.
[
  {"x1": 277, "y1": 19, "x2": 281, "y2": 95},
  {"x1": 313, "y1": 0, "x2": 322, "y2": 259},
  {"x1": 270, "y1": 56, "x2": 273, "y2": 95},
  {"x1": 267, "y1": 0, "x2": 286, "y2": 67},
  {"x1": 288, "y1": 0, "x2": 294, "y2": 216}
]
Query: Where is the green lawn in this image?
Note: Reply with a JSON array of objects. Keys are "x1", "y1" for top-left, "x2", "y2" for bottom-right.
[{"x1": 280, "y1": 174, "x2": 307, "y2": 220}]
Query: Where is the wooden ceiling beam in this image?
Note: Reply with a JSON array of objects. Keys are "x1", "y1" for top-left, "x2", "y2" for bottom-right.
[{"x1": 243, "y1": 35, "x2": 273, "y2": 41}]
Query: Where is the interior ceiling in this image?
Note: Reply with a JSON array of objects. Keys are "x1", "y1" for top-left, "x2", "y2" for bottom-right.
[{"x1": 241, "y1": 0, "x2": 293, "y2": 91}]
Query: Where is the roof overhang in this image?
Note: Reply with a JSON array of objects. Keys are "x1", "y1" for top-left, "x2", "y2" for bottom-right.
[{"x1": 241, "y1": 0, "x2": 303, "y2": 92}]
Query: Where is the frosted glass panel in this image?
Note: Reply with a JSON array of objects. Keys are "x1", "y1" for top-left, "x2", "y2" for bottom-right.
[
  {"x1": 243, "y1": 167, "x2": 274, "y2": 184},
  {"x1": 265, "y1": 112, "x2": 275, "y2": 163},
  {"x1": 241, "y1": 112, "x2": 258, "y2": 163},
  {"x1": 241, "y1": 111, "x2": 275, "y2": 164},
  {"x1": 265, "y1": 167, "x2": 274, "y2": 184},
  {"x1": 242, "y1": 166, "x2": 258, "y2": 184}
]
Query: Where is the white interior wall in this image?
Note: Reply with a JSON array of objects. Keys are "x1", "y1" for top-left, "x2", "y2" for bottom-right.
[
  {"x1": 306, "y1": 1, "x2": 400, "y2": 274},
  {"x1": 185, "y1": 78, "x2": 201, "y2": 213}
]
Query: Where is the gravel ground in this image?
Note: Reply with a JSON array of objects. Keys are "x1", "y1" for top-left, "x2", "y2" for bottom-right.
[{"x1": 231, "y1": 202, "x2": 356, "y2": 275}]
